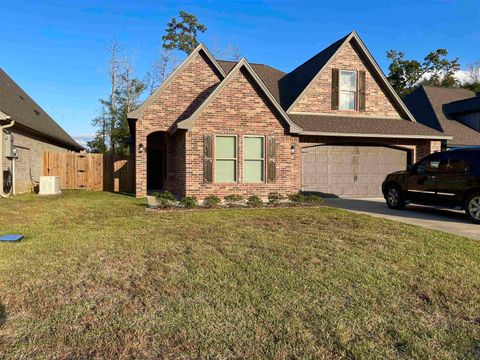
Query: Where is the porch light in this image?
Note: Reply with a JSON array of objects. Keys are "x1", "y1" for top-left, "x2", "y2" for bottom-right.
[
  {"x1": 138, "y1": 143, "x2": 145, "y2": 153},
  {"x1": 291, "y1": 144, "x2": 296, "y2": 154}
]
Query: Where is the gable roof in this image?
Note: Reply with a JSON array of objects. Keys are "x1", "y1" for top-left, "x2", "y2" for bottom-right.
[
  {"x1": 0, "y1": 68, "x2": 82, "y2": 150},
  {"x1": 127, "y1": 44, "x2": 226, "y2": 120},
  {"x1": 175, "y1": 58, "x2": 302, "y2": 133},
  {"x1": 217, "y1": 60, "x2": 286, "y2": 103},
  {"x1": 403, "y1": 86, "x2": 480, "y2": 146},
  {"x1": 279, "y1": 31, "x2": 416, "y2": 121}
]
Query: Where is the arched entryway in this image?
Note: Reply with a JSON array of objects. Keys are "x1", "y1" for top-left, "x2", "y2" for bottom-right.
[
  {"x1": 301, "y1": 143, "x2": 412, "y2": 198},
  {"x1": 146, "y1": 132, "x2": 167, "y2": 192}
]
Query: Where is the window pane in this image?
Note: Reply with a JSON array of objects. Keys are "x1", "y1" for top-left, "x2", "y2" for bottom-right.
[
  {"x1": 340, "y1": 71, "x2": 356, "y2": 91},
  {"x1": 244, "y1": 137, "x2": 264, "y2": 159},
  {"x1": 216, "y1": 136, "x2": 236, "y2": 159},
  {"x1": 244, "y1": 160, "x2": 264, "y2": 182},
  {"x1": 216, "y1": 160, "x2": 236, "y2": 182},
  {"x1": 340, "y1": 91, "x2": 355, "y2": 110}
]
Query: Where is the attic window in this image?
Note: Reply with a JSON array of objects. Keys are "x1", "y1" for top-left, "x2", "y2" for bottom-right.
[
  {"x1": 339, "y1": 70, "x2": 357, "y2": 110},
  {"x1": 33, "y1": 109, "x2": 40, "y2": 116}
]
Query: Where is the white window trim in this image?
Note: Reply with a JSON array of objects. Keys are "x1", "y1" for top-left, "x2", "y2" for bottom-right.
[
  {"x1": 339, "y1": 70, "x2": 357, "y2": 111},
  {"x1": 243, "y1": 135, "x2": 266, "y2": 183},
  {"x1": 214, "y1": 135, "x2": 238, "y2": 183}
]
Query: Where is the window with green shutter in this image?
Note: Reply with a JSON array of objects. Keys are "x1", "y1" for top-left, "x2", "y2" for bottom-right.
[
  {"x1": 243, "y1": 136, "x2": 265, "y2": 183},
  {"x1": 215, "y1": 136, "x2": 237, "y2": 183}
]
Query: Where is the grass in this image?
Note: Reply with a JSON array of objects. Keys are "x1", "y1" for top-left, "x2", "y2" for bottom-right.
[{"x1": 0, "y1": 191, "x2": 480, "y2": 359}]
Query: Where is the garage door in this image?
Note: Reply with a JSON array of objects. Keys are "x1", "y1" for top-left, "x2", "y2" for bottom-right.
[{"x1": 301, "y1": 145, "x2": 408, "y2": 198}]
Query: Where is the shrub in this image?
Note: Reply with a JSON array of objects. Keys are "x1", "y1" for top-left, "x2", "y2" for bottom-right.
[
  {"x1": 154, "y1": 191, "x2": 176, "y2": 209},
  {"x1": 304, "y1": 194, "x2": 324, "y2": 205},
  {"x1": 246, "y1": 195, "x2": 263, "y2": 208},
  {"x1": 179, "y1": 196, "x2": 198, "y2": 209},
  {"x1": 224, "y1": 194, "x2": 243, "y2": 206},
  {"x1": 288, "y1": 192, "x2": 305, "y2": 203},
  {"x1": 267, "y1": 192, "x2": 285, "y2": 206},
  {"x1": 203, "y1": 195, "x2": 221, "y2": 208}
]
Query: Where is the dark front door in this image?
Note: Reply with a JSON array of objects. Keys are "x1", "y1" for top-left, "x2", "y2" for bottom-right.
[
  {"x1": 407, "y1": 153, "x2": 445, "y2": 204},
  {"x1": 147, "y1": 148, "x2": 164, "y2": 191}
]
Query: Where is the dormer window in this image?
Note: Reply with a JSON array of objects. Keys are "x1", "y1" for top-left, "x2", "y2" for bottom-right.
[{"x1": 339, "y1": 70, "x2": 357, "y2": 110}]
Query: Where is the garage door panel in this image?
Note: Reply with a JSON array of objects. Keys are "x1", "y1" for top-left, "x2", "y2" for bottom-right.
[{"x1": 302, "y1": 145, "x2": 407, "y2": 198}]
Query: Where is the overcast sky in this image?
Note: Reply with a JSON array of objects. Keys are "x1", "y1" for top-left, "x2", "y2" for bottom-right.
[{"x1": 1, "y1": 0, "x2": 479, "y2": 146}]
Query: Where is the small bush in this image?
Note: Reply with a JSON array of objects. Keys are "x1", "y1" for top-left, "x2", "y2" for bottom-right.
[
  {"x1": 246, "y1": 195, "x2": 263, "y2": 208},
  {"x1": 224, "y1": 194, "x2": 243, "y2": 206},
  {"x1": 267, "y1": 192, "x2": 285, "y2": 206},
  {"x1": 304, "y1": 194, "x2": 324, "y2": 205},
  {"x1": 288, "y1": 192, "x2": 305, "y2": 203},
  {"x1": 180, "y1": 196, "x2": 198, "y2": 209},
  {"x1": 203, "y1": 195, "x2": 221, "y2": 208},
  {"x1": 154, "y1": 191, "x2": 176, "y2": 209}
]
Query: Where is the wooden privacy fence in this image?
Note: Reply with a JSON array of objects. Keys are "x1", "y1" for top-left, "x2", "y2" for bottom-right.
[{"x1": 43, "y1": 152, "x2": 134, "y2": 193}]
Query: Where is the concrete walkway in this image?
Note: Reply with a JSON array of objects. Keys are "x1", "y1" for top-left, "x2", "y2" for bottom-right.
[{"x1": 325, "y1": 198, "x2": 480, "y2": 241}]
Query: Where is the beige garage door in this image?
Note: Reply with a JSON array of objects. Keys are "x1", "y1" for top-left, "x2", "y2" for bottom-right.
[{"x1": 301, "y1": 145, "x2": 408, "y2": 198}]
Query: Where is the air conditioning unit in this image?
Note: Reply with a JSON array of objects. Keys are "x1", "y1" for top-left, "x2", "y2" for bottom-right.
[{"x1": 39, "y1": 176, "x2": 61, "y2": 196}]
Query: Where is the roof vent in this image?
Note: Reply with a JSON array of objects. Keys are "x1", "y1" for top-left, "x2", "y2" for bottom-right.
[
  {"x1": 33, "y1": 109, "x2": 40, "y2": 116},
  {"x1": 19, "y1": 95, "x2": 24, "y2": 100}
]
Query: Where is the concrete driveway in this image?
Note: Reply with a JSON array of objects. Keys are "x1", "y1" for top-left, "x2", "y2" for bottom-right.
[{"x1": 324, "y1": 198, "x2": 480, "y2": 240}]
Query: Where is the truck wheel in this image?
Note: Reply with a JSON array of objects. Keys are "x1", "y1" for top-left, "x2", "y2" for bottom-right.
[
  {"x1": 385, "y1": 184, "x2": 405, "y2": 210},
  {"x1": 465, "y1": 192, "x2": 480, "y2": 224}
]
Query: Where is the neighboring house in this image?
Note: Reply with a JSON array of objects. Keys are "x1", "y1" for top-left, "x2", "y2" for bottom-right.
[
  {"x1": 0, "y1": 68, "x2": 82, "y2": 194},
  {"x1": 404, "y1": 86, "x2": 480, "y2": 149},
  {"x1": 128, "y1": 31, "x2": 449, "y2": 199}
]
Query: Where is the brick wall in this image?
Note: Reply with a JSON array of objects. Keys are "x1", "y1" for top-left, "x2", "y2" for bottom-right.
[
  {"x1": 186, "y1": 67, "x2": 300, "y2": 199},
  {"x1": 1, "y1": 127, "x2": 69, "y2": 194},
  {"x1": 290, "y1": 40, "x2": 401, "y2": 118},
  {"x1": 135, "y1": 50, "x2": 222, "y2": 197}
]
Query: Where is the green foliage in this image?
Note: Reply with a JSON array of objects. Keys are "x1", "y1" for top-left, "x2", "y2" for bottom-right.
[
  {"x1": 203, "y1": 195, "x2": 221, "y2": 208},
  {"x1": 386, "y1": 48, "x2": 460, "y2": 97},
  {"x1": 224, "y1": 194, "x2": 243, "y2": 206},
  {"x1": 304, "y1": 194, "x2": 324, "y2": 205},
  {"x1": 246, "y1": 195, "x2": 263, "y2": 208},
  {"x1": 162, "y1": 11, "x2": 207, "y2": 55},
  {"x1": 154, "y1": 191, "x2": 176, "y2": 208},
  {"x1": 288, "y1": 192, "x2": 305, "y2": 203},
  {"x1": 179, "y1": 196, "x2": 198, "y2": 209},
  {"x1": 267, "y1": 192, "x2": 285, "y2": 206}
]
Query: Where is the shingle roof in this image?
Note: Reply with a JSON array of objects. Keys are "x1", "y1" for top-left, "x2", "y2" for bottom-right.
[
  {"x1": 0, "y1": 68, "x2": 82, "y2": 150},
  {"x1": 278, "y1": 34, "x2": 349, "y2": 109},
  {"x1": 403, "y1": 86, "x2": 480, "y2": 146},
  {"x1": 290, "y1": 114, "x2": 450, "y2": 139},
  {"x1": 217, "y1": 60, "x2": 285, "y2": 103}
]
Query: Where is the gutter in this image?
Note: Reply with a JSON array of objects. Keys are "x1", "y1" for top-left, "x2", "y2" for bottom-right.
[
  {"x1": 0, "y1": 117, "x2": 15, "y2": 198},
  {"x1": 298, "y1": 131, "x2": 452, "y2": 140}
]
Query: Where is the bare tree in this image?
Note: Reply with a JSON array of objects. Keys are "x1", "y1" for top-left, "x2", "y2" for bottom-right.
[
  {"x1": 466, "y1": 61, "x2": 480, "y2": 84},
  {"x1": 105, "y1": 40, "x2": 122, "y2": 154},
  {"x1": 209, "y1": 38, "x2": 241, "y2": 61},
  {"x1": 145, "y1": 49, "x2": 180, "y2": 94}
]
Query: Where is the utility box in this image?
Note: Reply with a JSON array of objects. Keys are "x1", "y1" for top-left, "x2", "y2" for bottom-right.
[
  {"x1": 39, "y1": 176, "x2": 61, "y2": 196},
  {"x1": 3, "y1": 132, "x2": 13, "y2": 158}
]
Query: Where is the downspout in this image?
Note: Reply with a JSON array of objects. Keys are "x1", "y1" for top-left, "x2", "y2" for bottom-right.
[{"x1": 0, "y1": 116, "x2": 15, "y2": 198}]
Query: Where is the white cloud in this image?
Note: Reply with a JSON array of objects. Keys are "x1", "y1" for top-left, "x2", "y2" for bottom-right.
[{"x1": 73, "y1": 133, "x2": 95, "y2": 148}]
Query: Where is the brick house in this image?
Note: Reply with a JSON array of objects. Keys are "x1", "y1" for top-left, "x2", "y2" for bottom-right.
[
  {"x1": 0, "y1": 68, "x2": 82, "y2": 194},
  {"x1": 128, "y1": 31, "x2": 449, "y2": 199}
]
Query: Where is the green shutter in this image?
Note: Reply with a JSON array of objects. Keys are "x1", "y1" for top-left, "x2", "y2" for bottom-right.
[
  {"x1": 331, "y1": 68, "x2": 339, "y2": 110},
  {"x1": 204, "y1": 134, "x2": 213, "y2": 183},
  {"x1": 358, "y1": 70, "x2": 366, "y2": 112},
  {"x1": 267, "y1": 136, "x2": 276, "y2": 183}
]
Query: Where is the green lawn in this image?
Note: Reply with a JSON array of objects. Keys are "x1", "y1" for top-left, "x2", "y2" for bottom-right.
[{"x1": 0, "y1": 191, "x2": 480, "y2": 359}]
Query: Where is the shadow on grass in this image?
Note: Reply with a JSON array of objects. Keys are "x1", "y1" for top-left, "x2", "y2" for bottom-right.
[{"x1": 0, "y1": 303, "x2": 6, "y2": 328}]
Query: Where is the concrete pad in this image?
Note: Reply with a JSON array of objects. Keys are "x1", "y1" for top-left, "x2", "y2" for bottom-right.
[{"x1": 325, "y1": 197, "x2": 480, "y2": 241}]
